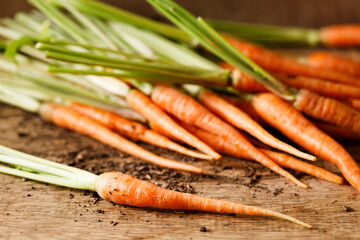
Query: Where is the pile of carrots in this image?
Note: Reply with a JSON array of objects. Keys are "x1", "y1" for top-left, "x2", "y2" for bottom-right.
[{"x1": 0, "y1": 0, "x2": 359, "y2": 228}]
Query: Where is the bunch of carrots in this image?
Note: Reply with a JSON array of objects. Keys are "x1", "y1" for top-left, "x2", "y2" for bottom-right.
[{"x1": 0, "y1": 0, "x2": 359, "y2": 228}]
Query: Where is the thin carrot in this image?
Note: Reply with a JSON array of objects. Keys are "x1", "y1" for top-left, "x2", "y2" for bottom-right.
[
  {"x1": 95, "y1": 172, "x2": 311, "y2": 228},
  {"x1": 223, "y1": 36, "x2": 360, "y2": 87},
  {"x1": 0, "y1": 146, "x2": 311, "y2": 228},
  {"x1": 319, "y1": 25, "x2": 360, "y2": 47},
  {"x1": 151, "y1": 85, "x2": 307, "y2": 188},
  {"x1": 347, "y1": 98, "x2": 360, "y2": 111},
  {"x1": 293, "y1": 89, "x2": 360, "y2": 134},
  {"x1": 38, "y1": 103, "x2": 203, "y2": 173},
  {"x1": 198, "y1": 88, "x2": 316, "y2": 161},
  {"x1": 250, "y1": 92, "x2": 360, "y2": 191},
  {"x1": 68, "y1": 101, "x2": 212, "y2": 160},
  {"x1": 307, "y1": 52, "x2": 360, "y2": 77},
  {"x1": 126, "y1": 89, "x2": 221, "y2": 160},
  {"x1": 312, "y1": 119, "x2": 360, "y2": 140},
  {"x1": 181, "y1": 123, "x2": 342, "y2": 184},
  {"x1": 274, "y1": 73, "x2": 360, "y2": 99}
]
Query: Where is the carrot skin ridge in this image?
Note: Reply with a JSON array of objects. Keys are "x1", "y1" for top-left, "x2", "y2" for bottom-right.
[
  {"x1": 347, "y1": 98, "x2": 360, "y2": 111},
  {"x1": 151, "y1": 85, "x2": 307, "y2": 188},
  {"x1": 126, "y1": 89, "x2": 221, "y2": 160},
  {"x1": 38, "y1": 103, "x2": 203, "y2": 173},
  {"x1": 224, "y1": 36, "x2": 360, "y2": 87},
  {"x1": 198, "y1": 88, "x2": 316, "y2": 161},
  {"x1": 68, "y1": 102, "x2": 212, "y2": 160},
  {"x1": 182, "y1": 122, "x2": 341, "y2": 184},
  {"x1": 293, "y1": 89, "x2": 360, "y2": 134},
  {"x1": 319, "y1": 25, "x2": 360, "y2": 47},
  {"x1": 251, "y1": 93, "x2": 360, "y2": 191},
  {"x1": 95, "y1": 172, "x2": 312, "y2": 228},
  {"x1": 308, "y1": 52, "x2": 360, "y2": 77}
]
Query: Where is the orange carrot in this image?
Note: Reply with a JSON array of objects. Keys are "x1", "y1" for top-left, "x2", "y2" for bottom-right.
[
  {"x1": 274, "y1": 73, "x2": 360, "y2": 99},
  {"x1": 198, "y1": 88, "x2": 315, "y2": 161},
  {"x1": 38, "y1": 103, "x2": 203, "y2": 173},
  {"x1": 347, "y1": 98, "x2": 360, "y2": 111},
  {"x1": 312, "y1": 119, "x2": 360, "y2": 140},
  {"x1": 68, "y1": 102, "x2": 212, "y2": 160},
  {"x1": 293, "y1": 89, "x2": 360, "y2": 134},
  {"x1": 308, "y1": 52, "x2": 360, "y2": 77},
  {"x1": 319, "y1": 25, "x2": 360, "y2": 47},
  {"x1": 223, "y1": 36, "x2": 360, "y2": 87},
  {"x1": 181, "y1": 123, "x2": 342, "y2": 184},
  {"x1": 151, "y1": 85, "x2": 307, "y2": 188},
  {"x1": 95, "y1": 172, "x2": 312, "y2": 228},
  {"x1": 250, "y1": 92, "x2": 360, "y2": 191},
  {"x1": 126, "y1": 89, "x2": 221, "y2": 160}
]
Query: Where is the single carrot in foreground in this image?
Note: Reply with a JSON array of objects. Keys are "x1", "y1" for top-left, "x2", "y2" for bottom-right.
[
  {"x1": 126, "y1": 89, "x2": 221, "y2": 160},
  {"x1": 223, "y1": 36, "x2": 360, "y2": 87},
  {"x1": 0, "y1": 145, "x2": 312, "y2": 228},
  {"x1": 197, "y1": 88, "x2": 315, "y2": 161},
  {"x1": 307, "y1": 52, "x2": 360, "y2": 77},
  {"x1": 68, "y1": 102, "x2": 212, "y2": 160},
  {"x1": 38, "y1": 103, "x2": 203, "y2": 173},
  {"x1": 152, "y1": 85, "x2": 307, "y2": 188},
  {"x1": 319, "y1": 25, "x2": 360, "y2": 47},
  {"x1": 250, "y1": 92, "x2": 360, "y2": 191},
  {"x1": 181, "y1": 123, "x2": 342, "y2": 184},
  {"x1": 293, "y1": 89, "x2": 360, "y2": 134}
]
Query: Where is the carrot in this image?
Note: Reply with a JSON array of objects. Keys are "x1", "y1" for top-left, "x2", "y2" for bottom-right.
[
  {"x1": 223, "y1": 36, "x2": 360, "y2": 87},
  {"x1": 0, "y1": 146, "x2": 311, "y2": 228},
  {"x1": 307, "y1": 52, "x2": 360, "y2": 77},
  {"x1": 95, "y1": 172, "x2": 311, "y2": 228},
  {"x1": 181, "y1": 123, "x2": 342, "y2": 184},
  {"x1": 68, "y1": 102, "x2": 212, "y2": 160},
  {"x1": 319, "y1": 25, "x2": 360, "y2": 47},
  {"x1": 250, "y1": 92, "x2": 360, "y2": 191},
  {"x1": 151, "y1": 85, "x2": 307, "y2": 188},
  {"x1": 293, "y1": 89, "x2": 360, "y2": 134},
  {"x1": 125, "y1": 89, "x2": 221, "y2": 160},
  {"x1": 347, "y1": 98, "x2": 360, "y2": 111},
  {"x1": 38, "y1": 103, "x2": 203, "y2": 173},
  {"x1": 274, "y1": 73, "x2": 360, "y2": 99},
  {"x1": 312, "y1": 119, "x2": 360, "y2": 140},
  {"x1": 198, "y1": 88, "x2": 316, "y2": 161}
]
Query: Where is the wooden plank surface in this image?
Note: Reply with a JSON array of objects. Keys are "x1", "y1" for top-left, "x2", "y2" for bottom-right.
[{"x1": 0, "y1": 48, "x2": 360, "y2": 239}]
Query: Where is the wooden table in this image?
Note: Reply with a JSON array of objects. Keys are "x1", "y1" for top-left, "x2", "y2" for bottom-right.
[{"x1": 1, "y1": 48, "x2": 360, "y2": 239}]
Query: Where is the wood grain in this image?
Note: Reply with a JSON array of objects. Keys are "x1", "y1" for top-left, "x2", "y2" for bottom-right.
[{"x1": 0, "y1": 49, "x2": 360, "y2": 240}]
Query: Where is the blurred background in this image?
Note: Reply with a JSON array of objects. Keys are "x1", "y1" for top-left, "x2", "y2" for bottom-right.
[{"x1": 2, "y1": 0, "x2": 360, "y2": 27}]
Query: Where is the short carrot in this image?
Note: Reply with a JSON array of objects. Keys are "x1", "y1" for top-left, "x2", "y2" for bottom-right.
[
  {"x1": 250, "y1": 92, "x2": 360, "y2": 191},
  {"x1": 151, "y1": 85, "x2": 307, "y2": 188},
  {"x1": 125, "y1": 89, "x2": 221, "y2": 160},
  {"x1": 68, "y1": 101, "x2": 212, "y2": 160},
  {"x1": 319, "y1": 25, "x2": 360, "y2": 47},
  {"x1": 0, "y1": 145, "x2": 312, "y2": 228},
  {"x1": 307, "y1": 52, "x2": 360, "y2": 77},
  {"x1": 38, "y1": 103, "x2": 203, "y2": 173},
  {"x1": 198, "y1": 88, "x2": 316, "y2": 161},
  {"x1": 293, "y1": 89, "x2": 360, "y2": 134},
  {"x1": 181, "y1": 123, "x2": 342, "y2": 184},
  {"x1": 223, "y1": 36, "x2": 360, "y2": 87}
]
